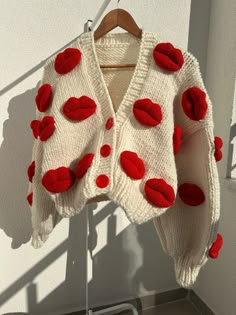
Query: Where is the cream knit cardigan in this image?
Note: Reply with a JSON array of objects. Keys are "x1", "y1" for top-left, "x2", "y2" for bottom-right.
[{"x1": 27, "y1": 29, "x2": 221, "y2": 289}]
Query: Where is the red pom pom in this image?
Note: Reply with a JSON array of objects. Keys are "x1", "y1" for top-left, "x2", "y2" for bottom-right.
[
  {"x1": 214, "y1": 136, "x2": 223, "y2": 161},
  {"x1": 105, "y1": 117, "x2": 114, "y2": 130},
  {"x1": 30, "y1": 120, "x2": 40, "y2": 138},
  {"x1": 153, "y1": 42, "x2": 184, "y2": 72},
  {"x1": 27, "y1": 192, "x2": 33, "y2": 206},
  {"x1": 38, "y1": 116, "x2": 55, "y2": 141},
  {"x1": 178, "y1": 183, "x2": 205, "y2": 206},
  {"x1": 120, "y1": 151, "x2": 145, "y2": 179},
  {"x1": 96, "y1": 174, "x2": 109, "y2": 188},
  {"x1": 27, "y1": 161, "x2": 35, "y2": 182},
  {"x1": 63, "y1": 96, "x2": 97, "y2": 121},
  {"x1": 182, "y1": 86, "x2": 208, "y2": 120},
  {"x1": 35, "y1": 83, "x2": 52, "y2": 112},
  {"x1": 76, "y1": 153, "x2": 94, "y2": 179},
  {"x1": 173, "y1": 125, "x2": 182, "y2": 154},
  {"x1": 54, "y1": 47, "x2": 82, "y2": 74},
  {"x1": 133, "y1": 98, "x2": 163, "y2": 126},
  {"x1": 144, "y1": 178, "x2": 175, "y2": 207},
  {"x1": 209, "y1": 233, "x2": 223, "y2": 258},
  {"x1": 100, "y1": 144, "x2": 111, "y2": 157},
  {"x1": 42, "y1": 166, "x2": 76, "y2": 193}
]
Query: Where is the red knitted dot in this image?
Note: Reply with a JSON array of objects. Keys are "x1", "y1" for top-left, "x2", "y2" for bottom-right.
[
  {"x1": 209, "y1": 233, "x2": 223, "y2": 259},
  {"x1": 120, "y1": 150, "x2": 145, "y2": 179},
  {"x1": 54, "y1": 47, "x2": 82, "y2": 74},
  {"x1": 76, "y1": 153, "x2": 94, "y2": 179},
  {"x1": 35, "y1": 83, "x2": 52, "y2": 112},
  {"x1": 38, "y1": 116, "x2": 55, "y2": 141},
  {"x1": 178, "y1": 183, "x2": 205, "y2": 206},
  {"x1": 153, "y1": 42, "x2": 184, "y2": 72},
  {"x1": 30, "y1": 120, "x2": 40, "y2": 139},
  {"x1": 100, "y1": 144, "x2": 111, "y2": 157},
  {"x1": 133, "y1": 98, "x2": 163, "y2": 127},
  {"x1": 214, "y1": 136, "x2": 223, "y2": 162},
  {"x1": 63, "y1": 96, "x2": 97, "y2": 121},
  {"x1": 27, "y1": 161, "x2": 35, "y2": 182},
  {"x1": 27, "y1": 192, "x2": 33, "y2": 206},
  {"x1": 182, "y1": 86, "x2": 208, "y2": 121},
  {"x1": 173, "y1": 125, "x2": 183, "y2": 155},
  {"x1": 42, "y1": 167, "x2": 76, "y2": 193},
  {"x1": 105, "y1": 117, "x2": 114, "y2": 130},
  {"x1": 96, "y1": 174, "x2": 109, "y2": 188},
  {"x1": 144, "y1": 178, "x2": 175, "y2": 207}
]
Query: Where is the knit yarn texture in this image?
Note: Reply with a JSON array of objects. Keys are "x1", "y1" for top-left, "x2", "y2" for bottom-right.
[{"x1": 27, "y1": 29, "x2": 221, "y2": 289}]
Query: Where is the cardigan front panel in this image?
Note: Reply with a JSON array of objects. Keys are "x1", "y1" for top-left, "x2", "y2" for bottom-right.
[{"x1": 39, "y1": 30, "x2": 181, "y2": 223}]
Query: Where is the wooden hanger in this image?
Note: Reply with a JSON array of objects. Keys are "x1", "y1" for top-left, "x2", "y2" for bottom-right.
[{"x1": 93, "y1": 8, "x2": 142, "y2": 69}]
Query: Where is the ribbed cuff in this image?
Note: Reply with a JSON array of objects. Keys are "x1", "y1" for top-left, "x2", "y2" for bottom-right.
[
  {"x1": 174, "y1": 255, "x2": 208, "y2": 288},
  {"x1": 31, "y1": 230, "x2": 50, "y2": 249}
]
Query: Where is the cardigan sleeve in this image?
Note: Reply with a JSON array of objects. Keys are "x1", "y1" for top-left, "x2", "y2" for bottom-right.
[
  {"x1": 26, "y1": 57, "x2": 62, "y2": 249},
  {"x1": 152, "y1": 54, "x2": 223, "y2": 288}
]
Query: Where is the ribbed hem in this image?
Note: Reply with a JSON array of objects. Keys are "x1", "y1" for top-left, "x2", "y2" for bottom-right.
[{"x1": 107, "y1": 168, "x2": 177, "y2": 224}]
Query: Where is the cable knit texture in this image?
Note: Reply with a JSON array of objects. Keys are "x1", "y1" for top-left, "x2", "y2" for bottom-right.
[{"x1": 27, "y1": 29, "x2": 221, "y2": 288}]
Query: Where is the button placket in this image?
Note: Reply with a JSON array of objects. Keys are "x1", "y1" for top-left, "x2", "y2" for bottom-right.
[{"x1": 95, "y1": 117, "x2": 115, "y2": 189}]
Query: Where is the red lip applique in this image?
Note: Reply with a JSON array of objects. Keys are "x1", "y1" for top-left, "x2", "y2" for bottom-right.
[
  {"x1": 182, "y1": 86, "x2": 208, "y2": 121},
  {"x1": 30, "y1": 120, "x2": 40, "y2": 139},
  {"x1": 38, "y1": 116, "x2": 55, "y2": 141},
  {"x1": 35, "y1": 83, "x2": 52, "y2": 112},
  {"x1": 153, "y1": 42, "x2": 184, "y2": 72},
  {"x1": 214, "y1": 136, "x2": 223, "y2": 161},
  {"x1": 27, "y1": 192, "x2": 33, "y2": 206},
  {"x1": 209, "y1": 233, "x2": 223, "y2": 258},
  {"x1": 76, "y1": 153, "x2": 94, "y2": 179},
  {"x1": 133, "y1": 98, "x2": 163, "y2": 127},
  {"x1": 144, "y1": 178, "x2": 175, "y2": 207},
  {"x1": 178, "y1": 183, "x2": 205, "y2": 206},
  {"x1": 27, "y1": 161, "x2": 35, "y2": 182},
  {"x1": 54, "y1": 47, "x2": 82, "y2": 74},
  {"x1": 173, "y1": 126, "x2": 182, "y2": 155},
  {"x1": 120, "y1": 151, "x2": 145, "y2": 180},
  {"x1": 63, "y1": 96, "x2": 97, "y2": 121},
  {"x1": 42, "y1": 166, "x2": 76, "y2": 193}
]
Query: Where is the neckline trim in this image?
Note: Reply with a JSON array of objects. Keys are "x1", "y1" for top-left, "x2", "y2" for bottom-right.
[{"x1": 77, "y1": 29, "x2": 158, "y2": 129}]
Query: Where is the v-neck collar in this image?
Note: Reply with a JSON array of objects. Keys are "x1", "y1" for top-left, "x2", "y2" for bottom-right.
[{"x1": 77, "y1": 29, "x2": 158, "y2": 129}]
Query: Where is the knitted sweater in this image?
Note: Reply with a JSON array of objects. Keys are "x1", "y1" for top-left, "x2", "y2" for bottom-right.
[{"x1": 26, "y1": 29, "x2": 223, "y2": 288}]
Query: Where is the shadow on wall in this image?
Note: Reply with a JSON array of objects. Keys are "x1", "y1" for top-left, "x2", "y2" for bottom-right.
[
  {"x1": 0, "y1": 84, "x2": 175, "y2": 314},
  {"x1": 0, "y1": 85, "x2": 38, "y2": 249}
]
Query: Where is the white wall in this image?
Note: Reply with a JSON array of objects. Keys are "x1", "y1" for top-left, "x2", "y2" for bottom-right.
[
  {"x1": 0, "y1": 1, "x2": 191, "y2": 314},
  {"x1": 193, "y1": 1, "x2": 236, "y2": 315}
]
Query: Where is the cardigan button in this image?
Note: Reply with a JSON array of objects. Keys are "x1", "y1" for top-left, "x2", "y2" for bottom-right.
[
  {"x1": 100, "y1": 144, "x2": 111, "y2": 157},
  {"x1": 105, "y1": 117, "x2": 114, "y2": 130},
  {"x1": 96, "y1": 174, "x2": 109, "y2": 188}
]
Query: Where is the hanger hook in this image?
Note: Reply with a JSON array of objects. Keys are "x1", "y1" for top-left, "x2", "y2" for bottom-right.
[{"x1": 117, "y1": 0, "x2": 121, "y2": 8}]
